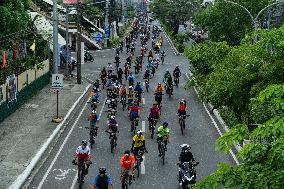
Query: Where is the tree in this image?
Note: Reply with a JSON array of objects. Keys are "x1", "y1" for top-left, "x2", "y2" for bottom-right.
[
  {"x1": 151, "y1": 0, "x2": 202, "y2": 34},
  {"x1": 194, "y1": 0, "x2": 273, "y2": 45},
  {"x1": 192, "y1": 84, "x2": 284, "y2": 189}
]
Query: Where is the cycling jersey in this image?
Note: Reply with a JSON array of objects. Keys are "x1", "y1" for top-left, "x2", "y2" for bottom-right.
[
  {"x1": 120, "y1": 155, "x2": 135, "y2": 170},
  {"x1": 134, "y1": 85, "x2": 143, "y2": 92},
  {"x1": 178, "y1": 104, "x2": 186, "y2": 111},
  {"x1": 132, "y1": 135, "x2": 145, "y2": 148},
  {"x1": 150, "y1": 107, "x2": 160, "y2": 117},
  {"x1": 76, "y1": 146, "x2": 90, "y2": 160},
  {"x1": 93, "y1": 174, "x2": 111, "y2": 189},
  {"x1": 155, "y1": 85, "x2": 164, "y2": 93},
  {"x1": 129, "y1": 105, "x2": 139, "y2": 112},
  {"x1": 157, "y1": 126, "x2": 170, "y2": 138}
]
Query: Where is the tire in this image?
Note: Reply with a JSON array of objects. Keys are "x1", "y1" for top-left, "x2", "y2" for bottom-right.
[
  {"x1": 136, "y1": 160, "x2": 140, "y2": 178},
  {"x1": 162, "y1": 154, "x2": 165, "y2": 165},
  {"x1": 180, "y1": 120, "x2": 184, "y2": 135},
  {"x1": 78, "y1": 169, "x2": 83, "y2": 189}
]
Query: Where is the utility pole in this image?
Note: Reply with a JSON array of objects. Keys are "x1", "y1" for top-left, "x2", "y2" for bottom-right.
[
  {"x1": 65, "y1": 6, "x2": 69, "y2": 78},
  {"x1": 53, "y1": 0, "x2": 59, "y2": 74},
  {"x1": 76, "y1": 2, "x2": 82, "y2": 84},
  {"x1": 105, "y1": 0, "x2": 110, "y2": 47}
]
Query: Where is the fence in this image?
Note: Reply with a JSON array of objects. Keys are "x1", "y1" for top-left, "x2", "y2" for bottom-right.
[{"x1": 0, "y1": 60, "x2": 50, "y2": 123}]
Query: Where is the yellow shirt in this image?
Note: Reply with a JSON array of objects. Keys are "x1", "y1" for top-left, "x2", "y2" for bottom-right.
[{"x1": 132, "y1": 135, "x2": 145, "y2": 148}]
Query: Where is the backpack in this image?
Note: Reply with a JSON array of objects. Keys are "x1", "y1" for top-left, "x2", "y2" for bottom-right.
[{"x1": 96, "y1": 175, "x2": 109, "y2": 189}]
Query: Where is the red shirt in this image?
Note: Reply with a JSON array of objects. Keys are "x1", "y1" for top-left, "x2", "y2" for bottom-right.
[
  {"x1": 178, "y1": 104, "x2": 186, "y2": 111},
  {"x1": 120, "y1": 155, "x2": 135, "y2": 169},
  {"x1": 129, "y1": 106, "x2": 139, "y2": 112}
]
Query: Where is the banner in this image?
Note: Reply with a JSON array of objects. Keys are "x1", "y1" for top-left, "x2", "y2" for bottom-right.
[
  {"x1": 6, "y1": 74, "x2": 17, "y2": 103},
  {"x1": 63, "y1": 0, "x2": 78, "y2": 4}
]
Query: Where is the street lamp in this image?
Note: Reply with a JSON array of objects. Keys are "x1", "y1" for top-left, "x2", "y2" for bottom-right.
[{"x1": 223, "y1": 0, "x2": 284, "y2": 43}]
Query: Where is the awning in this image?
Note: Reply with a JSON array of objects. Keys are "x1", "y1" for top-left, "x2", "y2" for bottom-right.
[
  {"x1": 42, "y1": 0, "x2": 66, "y2": 12},
  {"x1": 29, "y1": 12, "x2": 66, "y2": 50}
]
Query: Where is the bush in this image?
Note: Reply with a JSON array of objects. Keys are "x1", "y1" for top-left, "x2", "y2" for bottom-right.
[{"x1": 109, "y1": 36, "x2": 120, "y2": 48}]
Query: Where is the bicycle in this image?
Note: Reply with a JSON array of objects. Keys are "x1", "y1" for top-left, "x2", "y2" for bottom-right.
[
  {"x1": 106, "y1": 129, "x2": 117, "y2": 153},
  {"x1": 85, "y1": 126, "x2": 98, "y2": 149},
  {"x1": 145, "y1": 78, "x2": 150, "y2": 92},
  {"x1": 166, "y1": 84, "x2": 173, "y2": 98},
  {"x1": 161, "y1": 54, "x2": 165, "y2": 64},
  {"x1": 77, "y1": 161, "x2": 87, "y2": 189},
  {"x1": 121, "y1": 94, "x2": 127, "y2": 111},
  {"x1": 131, "y1": 117, "x2": 139, "y2": 135},
  {"x1": 174, "y1": 76, "x2": 179, "y2": 87},
  {"x1": 148, "y1": 117, "x2": 157, "y2": 139},
  {"x1": 135, "y1": 91, "x2": 143, "y2": 105},
  {"x1": 158, "y1": 138, "x2": 167, "y2": 165},
  {"x1": 121, "y1": 170, "x2": 130, "y2": 189},
  {"x1": 134, "y1": 149, "x2": 144, "y2": 178},
  {"x1": 178, "y1": 114, "x2": 190, "y2": 135}
]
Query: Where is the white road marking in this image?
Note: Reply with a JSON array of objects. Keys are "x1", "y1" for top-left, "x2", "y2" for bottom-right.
[
  {"x1": 37, "y1": 102, "x2": 89, "y2": 189},
  {"x1": 142, "y1": 98, "x2": 145, "y2": 105},
  {"x1": 141, "y1": 155, "x2": 145, "y2": 174},
  {"x1": 70, "y1": 173, "x2": 78, "y2": 189},
  {"x1": 98, "y1": 96, "x2": 108, "y2": 121},
  {"x1": 142, "y1": 121, "x2": 145, "y2": 133},
  {"x1": 185, "y1": 73, "x2": 240, "y2": 165}
]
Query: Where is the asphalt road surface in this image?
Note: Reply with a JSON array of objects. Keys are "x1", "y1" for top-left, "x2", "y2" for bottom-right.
[{"x1": 26, "y1": 20, "x2": 234, "y2": 189}]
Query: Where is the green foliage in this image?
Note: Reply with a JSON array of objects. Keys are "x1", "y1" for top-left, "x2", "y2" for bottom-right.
[
  {"x1": 109, "y1": 36, "x2": 120, "y2": 48},
  {"x1": 194, "y1": 0, "x2": 272, "y2": 45},
  {"x1": 0, "y1": 0, "x2": 29, "y2": 43},
  {"x1": 185, "y1": 27, "x2": 284, "y2": 123},
  {"x1": 193, "y1": 117, "x2": 284, "y2": 188},
  {"x1": 250, "y1": 84, "x2": 284, "y2": 124}
]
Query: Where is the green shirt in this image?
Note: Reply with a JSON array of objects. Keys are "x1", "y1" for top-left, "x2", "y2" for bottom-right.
[{"x1": 157, "y1": 126, "x2": 170, "y2": 137}]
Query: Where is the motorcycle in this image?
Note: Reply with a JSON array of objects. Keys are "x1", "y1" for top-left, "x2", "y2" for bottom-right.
[
  {"x1": 84, "y1": 50, "x2": 94, "y2": 62},
  {"x1": 178, "y1": 162, "x2": 199, "y2": 189}
]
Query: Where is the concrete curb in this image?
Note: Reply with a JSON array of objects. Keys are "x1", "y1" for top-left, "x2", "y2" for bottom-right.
[{"x1": 8, "y1": 84, "x2": 92, "y2": 189}]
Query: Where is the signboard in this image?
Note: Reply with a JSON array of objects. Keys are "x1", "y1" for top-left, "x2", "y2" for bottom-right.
[
  {"x1": 63, "y1": 0, "x2": 78, "y2": 4},
  {"x1": 104, "y1": 25, "x2": 110, "y2": 39},
  {"x1": 94, "y1": 33, "x2": 103, "y2": 42},
  {"x1": 52, "y1": 74, "x2": 64, "y2": 89}
]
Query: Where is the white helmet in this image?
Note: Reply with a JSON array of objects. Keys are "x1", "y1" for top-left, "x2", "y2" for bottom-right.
[
  {"x1": 110, "y1": 116, "x2": 115, "y2": 119},
  {"x1": 137, "y1": 130, "x2": 143, "y2": 135}
]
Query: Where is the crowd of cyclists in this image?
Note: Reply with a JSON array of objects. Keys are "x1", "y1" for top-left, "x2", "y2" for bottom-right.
[{"x1": 73, "y1": 12, "x2": 197, "y2": 189}]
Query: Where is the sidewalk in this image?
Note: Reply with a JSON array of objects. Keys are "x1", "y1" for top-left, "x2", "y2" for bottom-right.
[{"x1": 0, "y1": 77, "x2": 90, "y2": 188}]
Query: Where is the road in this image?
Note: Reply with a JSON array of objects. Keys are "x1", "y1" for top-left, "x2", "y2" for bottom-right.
[{"x1": 26, "y1": 20, "x2": 234, "y2": 189}]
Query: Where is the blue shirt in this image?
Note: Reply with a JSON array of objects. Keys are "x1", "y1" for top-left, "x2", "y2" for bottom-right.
[{"x1": 93, "y1": 174, "x2": 111, "y2": 189}]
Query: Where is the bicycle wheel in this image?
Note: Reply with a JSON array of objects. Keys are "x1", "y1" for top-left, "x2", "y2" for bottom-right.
[
  {"x1": 151, "y1": 124, "x2": 154, "y2": 139},
  {"x1": 136, "y1": 160, "x2": 140, "y2": 178},
  {"x1": 78, "y1": 168, "x2": 83, "y2": 189},
  {"x1": 90, "y1": 135, "x2": 95, "y2": 149},
  {"x1": 110, "y1": 138, "x2": 114, "y2": 153},
  {"x1": 180, "y1": 120, "x2": 184, "y2": 135}
]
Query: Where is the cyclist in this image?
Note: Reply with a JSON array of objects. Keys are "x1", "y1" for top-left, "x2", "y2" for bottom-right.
[
  {"x1": 107, "y1": 63, "x2": 113, "y2": 77},
  {"x1": 115, "y1": 54, "x2": 120, "y2": 63},
  {"x1": 177, "y1": 100, "x2": 187, "y2": 117},
  {"x1": 148, "y1": 49, "x2": 153, "y2": 61},
  {"x1": 144, "y1": 69, "x2": 151, "y2": 80},
  {"x1": 127, "y1": 86, "x2": 135, "y2": 105},
  {"x1": 91, "y1": 167, "x2": 113, "y2": 189},
  {"x1": 178, "y1": 144, "x2": 195, "y2": 165},
  {"x1": 134, "y1": 82, "x2": 143, "y2": 102},
  {"x1": 93, "y1": 79, "x2": 100, "y2": 92},
  {"x1": 119, "y1": 84, "x2": 127, "y2": 100},
  {"x1": 107, "y1": 116, "x2": 118, "y2": 135},
  {"x1": 173, "y1": 65, "x2": 181, "y2": 84},
  {"x1": 154, "y1": 83, "x2": 164, "y2": 94},
  {"x1": 117, "y1": 68, "x2": 123, "y2": 83},
  {"x1": 140, "y1": 46, "x2": 145, "y2": 57},
  {"x1": 156, "y1": 122, "x2": 170, "y2": 156},
  {"x1": 149, "y1": 102, "x2": 160, "y2": 120},
  {"x1": 74, "y1": 140, "x2": 91, "y2": 182},
  {"x1": 163, "y1": 70, "x2": 172, "y2": 83},
  {"x1": 131, "y1": 130, "x2": 148, "y2": 157},
  {"x1": 128, "y1": 101, "x2": 140, "y2": 122},
  {"x1": 127, "y1": 72, "x2": 136, "y2": 86},
  {"x1": 88, "y1": 110, "x2": 98, "y2": 128},
  {"x1": 120, "y1": 150, "x2": 136, "y2": 185},
  {"x1": 161, "y1": 50, "x2": 166, "y2": 63}
]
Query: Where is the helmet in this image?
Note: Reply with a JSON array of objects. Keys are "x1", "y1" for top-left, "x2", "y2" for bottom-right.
[
  {"x1": 92, "y1": 110, "x2": 96, "y2": 114},
  {"x1": 137, "y1": 130, "x2": 143, "y2": 135},
  {"x1": 163, "y1": 122, "x2": 168, "y2": 127},
  {"x1": 81, "y1": 140, "x2": 88, "y2": 146},
  {"x1": 158, "y1": 82, "x2": 161, "y2": 85},
  {"x1": 180, "y1": 144, "x2": 191, "y2": 152},
  {"x1": 124, "y1": 150, "x2": 131, "y2": 155},
  {"x1": 137, "y1": 81, "x2": 140, "y2": 85},
  {"x1": 99, "y1": 167, "x2": 106, "y2": 174},
  {"x1": 129, "y1": 86, "x2": 133, "y2": 89},
  {"x1": 179, "y1": 100, "x2": 185, "y2": 104},
  {"x1": 110, "y1": 116, "x2": 115, "y2": 119}
]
